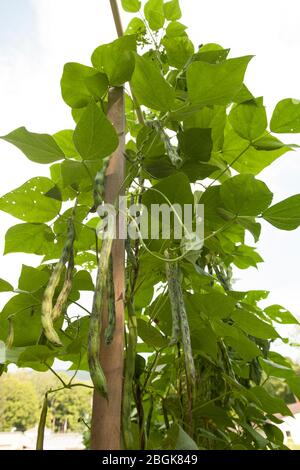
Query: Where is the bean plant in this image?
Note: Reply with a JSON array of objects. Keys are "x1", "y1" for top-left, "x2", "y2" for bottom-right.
[{"x1": 1, "y1": 0, "x2": 300, "y2": 450}]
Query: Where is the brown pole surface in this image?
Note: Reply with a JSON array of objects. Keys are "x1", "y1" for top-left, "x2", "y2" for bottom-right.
[{"x1": 90, "y1": 86, "x2": 125, "y2": 450}]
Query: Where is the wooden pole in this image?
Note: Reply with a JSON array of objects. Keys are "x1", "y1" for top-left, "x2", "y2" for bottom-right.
[
  {"x1": 91, "y1": 0, "x2": 143, "y2": 449},
  {"x1": 91, "y1": 86, "x2": 125, "y2": 450}
]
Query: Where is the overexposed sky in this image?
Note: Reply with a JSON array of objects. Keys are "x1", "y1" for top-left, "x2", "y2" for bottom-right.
[{"x1": 0, "y1": 0, "x2": 300, "y2": 360}]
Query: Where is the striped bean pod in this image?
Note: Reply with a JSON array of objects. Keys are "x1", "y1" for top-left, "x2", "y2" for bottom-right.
[
  {"x1": 6, "y1": 316, "x2": 14, "y2": 349},
  {"x1": 165, "y1": 252, "x2": 181, "y2": 346},
  {"x1": 93, "y1": 156, "x2": 111, "y2": 211},
  {"x1": 36, "y1": 393, "x2": 48, "y2": 450},
  {"x1": 165, "y1": 254, "x2": 196, "y2": 408},
  {"x1": 105, "y1": 254, "x2": 116, "y2": 345},
  {"x1": 52, "y1": 248, "x2": 74, "y2": 322},
  {"x1": 41, "y1": 218, "x2": 75, "y2": 346},
  {"x1": 122, "y1": 301, "x2": 137, "y2": 450},
  {"x1": 88, "y1": 235, "x2": 113, "y2": 399}
]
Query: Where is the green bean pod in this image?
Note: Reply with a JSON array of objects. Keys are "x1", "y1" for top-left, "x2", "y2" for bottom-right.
[
  {"x1": 105, "y1": 254, "x2": 116, "y2": 345},
  {"x1": 36, "y1": 393, "x2": 48, "y2": 450},
  {"x1": 165, "y1": 255, "x2": 196, "y2": 402},
  {"x1": 165, "y1": 253, "x2": 181, "y2": 346},
  {"x1": 122, "y1": 300, "x2": 137, "y2": 450},
  {"x1": 88, "y1": 236, "x2": 113, "y2": 399},
  {"x1": 93, "y1": 156, "x2": 110, "y2": 210},
  {"x1": 6, "y1": 316, "x2": 14, "y2": 349},
  {"x1": 41, "y1": 218, "x2": 75, "y2": 346},
  {"x1": 52, "y1": 249, "x2": 74, "y2": 322}
]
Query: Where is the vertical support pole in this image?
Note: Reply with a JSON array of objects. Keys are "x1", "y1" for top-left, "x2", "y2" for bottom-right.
[{"x1": 91, "y1": 87, "x2": 125, "y2": 450}]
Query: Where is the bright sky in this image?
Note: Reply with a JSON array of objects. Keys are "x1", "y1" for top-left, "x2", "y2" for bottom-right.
[{"x1": 0, "y1": 0, "x2": 300, "y2": 361}]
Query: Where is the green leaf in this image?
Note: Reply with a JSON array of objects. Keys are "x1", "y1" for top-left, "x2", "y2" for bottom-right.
[
  {"x1": 287, "y1": 377, "x2": 300, "y2": 400},
  {"x1": 231, "y1": 309, "x2": 278, "y2": 340},
  {"x1": 264, "y1": 304, "x2": 299, "y2": 325},
  {"x1": 17, "y1": 345, "x2": 56, "y2": 371},
  {"x1": 131, "y1": 55, "x2": 175, "y2": 111},
  {"x1": 92, "y1": 35, "x2": 136, "y2": 86},
  {"x1": 1, "y1": 127, "x2": 65, "y2": 164},
  {"x1": 166, "y1": 21, "x2": 187, "y2": 38},
  {"x1": 73, "y1": 100, "x2": 118, "y2": 160},
  {"x1": 60, "y1": 159, "x2": 101, "y2": 189},
  {"x1": 251, "y1": 386, "x2": 293, "y2": 417},
  {"x1": 72, "y1": 271, "x2": 94, "y2": 291},
  {"x1": 187, "y1": 56, "x2": 253, "y2": 106},
  {"x1": 0, "y1": 294, "x2": 42, "y2": 347},
  {"x1": 144, "y1": 0, "x2": 164, "y2": 31},
  {"x1": 220, "y1": 174, "x2": 273, "y2": 216},
  {"x1": 163, "y1": 36, "x2": 194, "y2": 69},
  {"x1": 222, "y1": 129, "x2": 290, "y2": 175},
  {"x1": 164, "y1": 424, "x2": 198, "y2": 450},
  {"x1": 18, "y1": 265, "x2": 50, "y2": 293},
  {"x1": 163, "y1": 0, "x2": 182, "y2": 21},
  {"x1": 195, "y1": 46, "x2": 230, "y2": 64},
  {"x1": 143, "y1": 172, "x2": 194, "y2": 209},
  {"x1": 188, "y1": 292, "x2": 236, "y2": 319},
  {"x1": 61, "y1": 62, "x2": 108, "y2": 108},
  {"x1": 179, "y1": 128, "x2": 212, "y2": 162},
  {"x1": 0, "y1": 177, "x2": 61, "y2": 223},
  {"x1": 0, "y1": 279, "x2": 13, "y2": 292},
  {"x1": 4, "y1": 223, "x2": 54, "y2": 255},
  {"x1": 125, "y1": 18, "x2": 146, "y2": 36},
  {"x1": 263, "y1": 195, "x2": 300, "y2": 230},
  {"x1": 270, "y1": 98, "x2": 300, "y2": 133},
  {"x1": 229, "y1": 102, "x2": 267, "y2": 141},
  {"x1": 232, "y1": 245, "x2": 263, "y2": 269},
  {"x1": 121, "y1": 0, "x2": 141, "y2": 12},
  {"x1": 137, "y1": 318, "x2": 167, "y2": 349},
  {"x1": 225, "y1": 330, "x2": 261, "y2": 360},
  {"x1": 53, "y1": 130, "x2": 80, "y2": 159}
]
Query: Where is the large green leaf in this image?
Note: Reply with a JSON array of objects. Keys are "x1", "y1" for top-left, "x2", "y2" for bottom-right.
[
  {"x1": 229, "y1": 102, "x2": 267, "y2": 141},
  {"x1": 73, "y1": 100, "x2": 118, "y2": 160},
  {"x1": 179, "y1": 128, "x2": 212, "y2": 162},
  {"x1": 0, "y1": 294, "x2": 42, "y2": 347},
  {"x1": 61, "y1": 159, "x2": 101, "y2": 189},
  {"x1": 264, "y1": 304, "x2": 299, "y2": 325},
  {"x1": 142, "y1": 172, "x2": 194, "y2": 208},
  {"x1": 137, "y1": 318, "x2": 167, "y2": 349},
  {"x1": 17, "y1": 345, "x2": 56, "y2": 371},
  {"x1": 131, "y1": 55, "x2": 175, "y2": 111},
  {"x1": 92, "y1": 35, "x2": 136, "y2": 86},
  {"x1": 250, "y1": 386, "x2": 293, "y2": 417},
  {"x1": 4, "y1": 223, "x2": 54, "y2": 255},
  {"x1": 164, "y1": 424, "x2": 198, "y2": 450},
  {"x1": 188, "y1": 292, "x2": 236, "y2": 319},
  {"x1": 222, "y1": 129, "x2": 290, "y2": 175},
  {"x1": 231, "y1": 309, "x2": 278, "y2": 340},
  {"x1": 163, "y1": 0, "x2": 181, "y2": 21},
  {"x1": 52, "y1": 130, "x2": 80, "y2": 159},
  {"x1": 0, "y1": 177, "x2": 61, "y2": 223},
  {"x1": 144, "y1": 0, "x2": 164, "y2": 31},
  {"x1": 18, "y1": 265, "x2": 50, "y2": 293},
  {"x1": 1, "y1": 127, "x2": 65, "y2": 164},
  {"x1": 121, "y1": 0, "x2": 141, "y2": 12},
  {"x1": 187, "y1": 56, "x2": 253, "y2": 106},
  {"x1": 0, "y1": 279, "x2": 13, "y2": 292},
  {"x1": 270, "y1": 98, "x2": 300, "y2": 133},
  {"x1": 263, "y1": 195, "x2": 300, "y2": 230},
  {"x1": 287, "y1": 377, "x2": 300, "y2": 401},
  {"x1": 163, "y1": 36, "x2": 194, "y2": 69},
  {"x1": 61, "y1": 62, "x2": 108, "y2": 108},
  {"x1": 220, "y1": 174, "x2": 273, "y2": 216}
]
